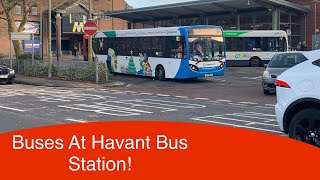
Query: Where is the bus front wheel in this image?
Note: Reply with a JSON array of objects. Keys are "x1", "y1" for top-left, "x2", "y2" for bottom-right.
[
  {"x1": 249, "y1": 57, "x2": 261, "y2": 67},
  {"x1": 156, "y1": 66, "x2": 166, "y2": 81}
]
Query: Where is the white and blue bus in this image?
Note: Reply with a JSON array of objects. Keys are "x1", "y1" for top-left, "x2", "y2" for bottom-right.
[
  {"x1": 93, "y1": 25, "x2": 226, "y2": 80},
  {"x1": 224, "y1": 30, "x2": 289, "y2": 67}
]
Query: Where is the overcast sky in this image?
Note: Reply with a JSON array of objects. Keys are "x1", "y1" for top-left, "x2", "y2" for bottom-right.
[{"x1": 126, "y1": 0, "x2": 198, "y2": 8}]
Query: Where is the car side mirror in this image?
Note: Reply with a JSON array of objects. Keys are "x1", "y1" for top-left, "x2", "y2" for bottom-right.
[{"x1": 264, "y1": 64, "x2": 268, "y2": 68}]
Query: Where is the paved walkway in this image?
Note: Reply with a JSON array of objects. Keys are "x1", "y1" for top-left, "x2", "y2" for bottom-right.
[{"x1": 14, "y1": 75, "x2": 125, "y2": 88}]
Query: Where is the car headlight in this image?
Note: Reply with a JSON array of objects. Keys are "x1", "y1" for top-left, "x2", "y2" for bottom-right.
[
  {"x1": 263, "y1": 70, "x2": 271, "y2": 78},
  {"x1": 9, "y1": 69, "x2": 15, "y2": 74}
]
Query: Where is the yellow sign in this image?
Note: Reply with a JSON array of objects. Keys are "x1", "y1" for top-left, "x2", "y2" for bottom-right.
[{"x1": 72, "y1": 22, "x2": 84, "y2": 33}]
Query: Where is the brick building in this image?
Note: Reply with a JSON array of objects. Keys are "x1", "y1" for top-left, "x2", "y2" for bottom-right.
[
  {"x1": 288, "y1": 0, "x2": 320, "y2": 50},
  {"x1": 0, "y1": 0, "x2": 130, "y2": 57}
]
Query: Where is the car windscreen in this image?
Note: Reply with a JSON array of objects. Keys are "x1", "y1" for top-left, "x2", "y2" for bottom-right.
[{"x1": 268, "y1": 53, "x2": 308, "y2": 68}]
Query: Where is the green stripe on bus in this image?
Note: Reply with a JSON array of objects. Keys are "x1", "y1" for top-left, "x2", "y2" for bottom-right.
[
  {"x1": 103, "y1": 31, "x2": 117, "y2": 37},
  {"x1": 223, "y1": 31, "x2": 250, "y2": 37}
]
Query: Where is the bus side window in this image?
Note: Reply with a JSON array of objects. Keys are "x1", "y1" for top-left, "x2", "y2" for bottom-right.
[
  {"x1": 138, "y1": 37, "x2": 151, "y2": 56},
  {"x1": 151, "y1": 37, "x2": 164, "y2": 57},
  {"x1": 106, "y1": 37, "x2": 115, "y2": 55},
  {"x1": 116, "y1": 37, "x2": 126, "y2": 56},
  {"x1": 126, "y1": 37, "x2": 138, "y2": 56},
  {"x1": 164, "y1": 36, "x2": 183, "y2": 58}
]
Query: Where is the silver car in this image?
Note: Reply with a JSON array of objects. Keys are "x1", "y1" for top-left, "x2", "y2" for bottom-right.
[
  {"x1": 0, "y1": 65, "x2": 15, "y2": 84},
  {"x1": 262, "y1": 52, "x2": 308, "y2": 94}
]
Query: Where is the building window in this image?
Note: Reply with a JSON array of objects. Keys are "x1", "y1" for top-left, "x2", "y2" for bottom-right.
[
  {"x1": 15, "y1": 5, "x2": 22, "y2": 15},
  {"x1": 31, "y1": 7, "x2": 38, "y2": 16}
]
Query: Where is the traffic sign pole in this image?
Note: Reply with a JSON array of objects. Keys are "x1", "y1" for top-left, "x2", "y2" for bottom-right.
[{"x1": 88, "y1": 0, "x2": 93, "y2": 63}]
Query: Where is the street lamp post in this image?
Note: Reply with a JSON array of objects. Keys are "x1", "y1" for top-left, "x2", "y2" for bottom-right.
[
  {"x1": 88, "y1": 0, "x2": 93, "y2": 62},
  {"x1": 315, "y1": 0, "x2": 318, "y2": 36},
  {"x1": 48, "y1": 0, "x2": 53, "y2": 78}
]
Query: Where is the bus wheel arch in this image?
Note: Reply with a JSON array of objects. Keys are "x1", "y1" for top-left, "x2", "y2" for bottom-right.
[
  {"x1": 155, "y1": 65, "x2": 166, "y2": 81},
  {"x1": 249, "y1": 56, "x2": 261, "y2": 67}
]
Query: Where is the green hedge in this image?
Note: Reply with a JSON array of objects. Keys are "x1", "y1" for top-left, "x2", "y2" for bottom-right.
[
  {"x1": 18, "y1": 53, "x2": 41, "y2": 60},
  {"x1": 21, "y1": 61, "x2": 107, "y2": 82}
]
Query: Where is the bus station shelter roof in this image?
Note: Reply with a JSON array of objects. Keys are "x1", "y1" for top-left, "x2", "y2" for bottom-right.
[{"x1": 104, "y1": 0, "x2": 309, "y2": 23}]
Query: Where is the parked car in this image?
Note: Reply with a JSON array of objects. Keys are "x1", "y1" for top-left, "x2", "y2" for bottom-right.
[
  {"x1": 0, "y1": 65, "x2": 15, "y2": 84},
  {"x1": 275, "y1": 49, "x2": 320, "y2": 147},
  {"x1": 262, "y1": 52, "x2": 308, "y2": 94}
]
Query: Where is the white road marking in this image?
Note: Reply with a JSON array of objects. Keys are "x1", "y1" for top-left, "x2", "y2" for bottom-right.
[
  {"x1": 215, "y1": 100, "x2": 233, "y2": 103},
  {"x1": 201, "y1": 115, "x2": 278, "y2": 127},
  {"x1": 194, "y1": 98, "x2": 210, "y2": 100},
  {"x1": 140, "y1": 93, "x2": 153, "y2": 95},
  {"x1": 225, "y1": 113, "x2": 273, "y2": 121},
  {"x1": 265, "y1": 104, "x2": 276, "y2": 107},
  {"x1": 244, "y1": 112, "x2": 276, "y2": 117},
  {"x1": 65, "y1": 118, "x2": 88, "y2": 123},
  {"x1": 133, "y1": 99, "x2": 206, "y2": 108},
  {"x1": 192, "y1": 118, "x2": 282, "y2": 134},
  {"x1": 124, "y1": 91, "x2": 136, "y2": 93},
  {"x1": 0, "y1": 105, "x2": 26, "y2": 112},
  {"x1": 108, "y1": 92, "x2": 127, "y2": 95},
  {"x1": 228, "y1": 103, "x2": 248, "y2": 106},
  {"x1": 205, "y1": 101, "x2": 221, "y2": 103},
  {"x1": 242, "y1": 76, "x2": 262, "y2": 80},
  {"x1": 238, "y1": 102, "x2": 258, "y2": 105},
  {"x1": 175, "y1": 96, "x2": 189, "y2": 99},
  {"x1": 156, "y1": 94, "x2": 171, "y2": 97},
  {"x1": 106, "y1": 101, "x2": 178, "y2": 112},
  {"x1": 58, "y1": 103, "x2": 152, "y2": 116},
  {"x1": 255, "y1": 106, "x2": 274, "y2": 109}
]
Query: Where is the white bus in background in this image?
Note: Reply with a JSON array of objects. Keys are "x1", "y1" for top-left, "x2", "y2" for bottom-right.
[{"x1": 224, "y1": 30, "x2": 289, "y2": 67}]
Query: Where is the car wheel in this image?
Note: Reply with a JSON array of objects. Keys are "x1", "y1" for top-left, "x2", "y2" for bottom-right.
[
  {"x1": 263, "y1": 90, "x2": 270, "y2": 95},
  {"x1": 288, "y1": 108, "x2": 320, "y2": 147},
  {"x1": 156, "y1": 66, "x2": 165, "y2": 81},
  {"x1": 250, "y1": 57, "x2": 261, "y2": 67}
]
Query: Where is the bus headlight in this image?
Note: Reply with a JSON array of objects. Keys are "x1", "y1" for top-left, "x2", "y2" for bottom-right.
[
  {"x1": 263, "y1": 70, "x2": 271, "y2": 78},
  {"x1": 218, "y1": 62, "x2": 225, "y2": 70},
  {"x1": 190, "y1": 65, "x2": 199, "y2": 71}
]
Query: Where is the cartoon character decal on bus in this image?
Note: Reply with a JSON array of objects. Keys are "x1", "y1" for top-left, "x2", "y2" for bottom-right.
[
  {"x1": 107, "y1": 48, "x2": 118, "y2": 72},
  {"x1": 137, "y1": 53, "x2": 152, "y2": 76}
]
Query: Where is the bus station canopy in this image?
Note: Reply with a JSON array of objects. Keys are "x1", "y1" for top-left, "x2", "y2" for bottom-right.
[{"x1": 103, "y1": 0, "x2": 309, "y2": 23}]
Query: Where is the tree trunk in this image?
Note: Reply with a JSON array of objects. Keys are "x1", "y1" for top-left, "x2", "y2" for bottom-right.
[{"x1": 6, "y1": 11, "x2": 24, "y2": 57}]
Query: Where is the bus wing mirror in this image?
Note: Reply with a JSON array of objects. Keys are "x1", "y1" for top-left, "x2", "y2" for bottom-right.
[{"x1": 264, "y1": 64, "x2": 268, "y2": 68}]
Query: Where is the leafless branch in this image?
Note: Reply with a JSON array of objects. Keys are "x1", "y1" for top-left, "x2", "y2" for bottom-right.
[
  {"x1": 0, "y1": 16, "x2": 7, "y2": 20},
  {"x1": 18, "y1": 0, "x2": 37, "y2": 31}
]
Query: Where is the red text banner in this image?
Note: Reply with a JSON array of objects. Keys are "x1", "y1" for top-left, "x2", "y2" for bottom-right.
[{"x1": 0, "y1": 121, "x2": 319, "y2": 179}]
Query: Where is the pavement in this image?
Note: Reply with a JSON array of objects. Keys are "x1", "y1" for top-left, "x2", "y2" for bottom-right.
[{"x1": 14, "y1": 75, "x2": 125, "y2": 88}]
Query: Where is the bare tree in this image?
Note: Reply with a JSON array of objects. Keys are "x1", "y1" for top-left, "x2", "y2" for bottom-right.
[{"x1": 0, "y1": 0, "x2": 37, "y2": 57}]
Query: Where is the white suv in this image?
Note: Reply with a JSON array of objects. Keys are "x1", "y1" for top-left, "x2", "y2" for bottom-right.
[{"x1": 275, "y1": 49, "x2": 320, "y2": 147}]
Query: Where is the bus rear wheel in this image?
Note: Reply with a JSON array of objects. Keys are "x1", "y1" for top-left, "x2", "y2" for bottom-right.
[
  {"x1": 249, "y1": 57, "x2": 261, "y2": 67},
  {"x1": 156, "y1": 66, "x2": 166, "y2": 81}
]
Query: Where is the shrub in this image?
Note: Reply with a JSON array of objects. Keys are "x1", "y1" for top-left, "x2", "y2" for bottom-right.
[
  {"x1": 18, "y1": 53, "x2": 41, "y2": 60},
  {"x1": 0, "y1": 53, "x2": 5, "y2": 59}
]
